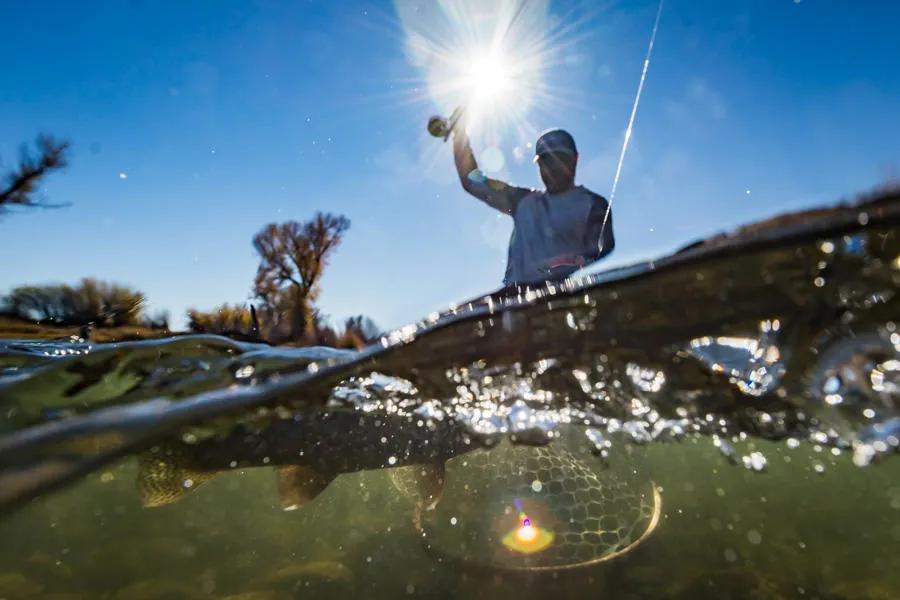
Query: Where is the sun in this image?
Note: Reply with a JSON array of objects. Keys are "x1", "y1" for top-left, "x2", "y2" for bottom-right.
[
  {"x1": 464, "y1": 52, "x2": 514, "y2": 106},
  {"x1": 394, "y1": 1, "x2": 558, "y2": 143},
  {"x1": 448, "y1": 41, "x2": 539, "y2": 134}
]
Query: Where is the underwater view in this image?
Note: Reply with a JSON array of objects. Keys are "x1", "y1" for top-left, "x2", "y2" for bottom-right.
[
  {"x1": 1, "y1": 1, "x2": 899, "y2": 599},
  {"x1": 1, "y1": 192, "x2": 897, "y2": 599}
]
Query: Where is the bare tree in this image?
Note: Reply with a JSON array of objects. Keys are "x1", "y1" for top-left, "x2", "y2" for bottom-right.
[
  {"x1": 1, "y1": 135, "x2": 70, "y2": 214},
  {"x1": 252, "y1": 212, "x2": 350, "y2": 341}
]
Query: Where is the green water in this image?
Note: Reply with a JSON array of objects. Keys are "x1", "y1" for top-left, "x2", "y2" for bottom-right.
[{"x1": 1, "y1": 435, "x2": 897, "y2": 599}]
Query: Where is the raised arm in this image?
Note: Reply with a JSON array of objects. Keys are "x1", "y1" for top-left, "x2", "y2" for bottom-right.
[
  {"x1": 451, "y1": 117, "x2": 528, "y2": 216},
  {"x1": 451, "y1": 117, "x2": 479, "y2": 193}
]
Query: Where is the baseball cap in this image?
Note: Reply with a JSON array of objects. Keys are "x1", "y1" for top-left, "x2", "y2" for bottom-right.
[{"x1": 533, "y1": 129, "x2": 577, "y2": 163}]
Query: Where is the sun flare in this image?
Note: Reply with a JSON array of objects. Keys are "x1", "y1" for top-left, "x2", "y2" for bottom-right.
[
  {"x1": 395, "y1": 1, "x2": 560, "y2": 143},
  {"x1": 464, "y1": 52, "x2": 514, "y2": 105}
]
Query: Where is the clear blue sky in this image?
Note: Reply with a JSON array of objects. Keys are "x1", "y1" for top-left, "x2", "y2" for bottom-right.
[{"x1": 1, "y1": 0, "x2": 898, "y2": 331}]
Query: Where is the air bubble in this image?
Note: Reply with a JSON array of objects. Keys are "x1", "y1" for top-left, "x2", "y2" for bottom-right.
[{"x1": 742, "y1": 452, "x2": 767, "y2": 472}]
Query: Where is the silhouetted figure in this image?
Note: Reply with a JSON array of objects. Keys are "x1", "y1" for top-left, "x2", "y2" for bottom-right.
[{"x1": 452, "y1": 118, "x2": 614, "y2": 285}]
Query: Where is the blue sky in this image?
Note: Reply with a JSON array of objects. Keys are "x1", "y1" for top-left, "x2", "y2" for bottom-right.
[{"x1": 1, "y1": 0, "x2": 898, "y2": 331}]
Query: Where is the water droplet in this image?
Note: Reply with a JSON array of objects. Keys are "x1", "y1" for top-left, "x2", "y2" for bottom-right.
[
  {"x1": 747, "y1": 530, "x2": 762, "y2": 545},
  {"x1": 531, "y1": 479, "x2": 543, "y2": 493},
  {"x1": 713, "y1": 435, "x2": 737, "y2": 463},
  {"x1": 724, "y1": 548, "x2": 738, "y2": 562},
  {"x1": 234, "y1": 365, "x2": 255, "y2": 379},
  {"x1": 388, "y1": 456, "x2": 397, "y2": 466},
  {"x1": 450, "y1": 517, "x2": 457, "y2": 525},
  {"x1": 742, "y1": 452, "x2": 767, "y2": 472},
  {"x1": 585, "y1": 428, "x2": 611, "y2": 457}
]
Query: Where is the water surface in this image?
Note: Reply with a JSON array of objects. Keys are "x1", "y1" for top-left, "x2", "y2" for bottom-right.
[{"x1": 0, "y1": 192, "x2": 897, "y2": 598}]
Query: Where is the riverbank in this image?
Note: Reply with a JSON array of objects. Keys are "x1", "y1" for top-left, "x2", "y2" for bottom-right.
[{"x1": 0, "y1": 316, "x2": 173, "y2": 343}]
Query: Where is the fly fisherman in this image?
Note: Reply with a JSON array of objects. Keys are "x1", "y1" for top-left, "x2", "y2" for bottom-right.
[{"x1": 451, "y1": 114, "x2": 615, "y2": 286}]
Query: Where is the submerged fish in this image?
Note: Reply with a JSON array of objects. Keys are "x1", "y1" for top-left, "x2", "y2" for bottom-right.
[{"x1": 134, "y1": 409, "x2": 476, "y2": 509}]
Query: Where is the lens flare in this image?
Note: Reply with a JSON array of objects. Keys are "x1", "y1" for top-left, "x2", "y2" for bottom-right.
[
  {"x1": 502, "y1": 510, "x2": 554, "y2": 554},
  {"x1": 516, "y1": 522, "x2": 537, "y2": 542}
]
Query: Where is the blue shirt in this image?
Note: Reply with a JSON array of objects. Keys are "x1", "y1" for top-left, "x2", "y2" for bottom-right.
[{"x1": 465, "y1": 173, "x2": 615, "y2": 285}]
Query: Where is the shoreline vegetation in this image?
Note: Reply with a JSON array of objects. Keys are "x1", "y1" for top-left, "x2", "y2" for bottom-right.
[
  {"x1": 0, "y1": 224, "x2": 379, "y2": 349},
  {"x1": 0, "y1": 314, "x2": 172, "y2": 344},
  {"x1": 2, "y1": 135, "x2": 377, "y2": 349},
  {"x1": 0, "y1": 310, "x2": 376, "y2": 349}
]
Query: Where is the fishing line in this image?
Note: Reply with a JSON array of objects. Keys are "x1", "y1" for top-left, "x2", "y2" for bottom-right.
[
  {"x1": 599, "y1": 0, "x2": 665, "y2": 241},
  {"x1": 501, "y1": 0, "x2": 528, "y2": 43}
]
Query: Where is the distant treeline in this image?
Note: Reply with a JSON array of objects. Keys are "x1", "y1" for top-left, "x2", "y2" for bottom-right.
[
  {"x1": 0, "y1": 277, "x2": 379, "y2": 349},
  {"x1": 0, "y1": 278, "x2": 167, "y2": 329},
  {"x1": 187, "y1": 305, "x2": 379, "y2": 349}
]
